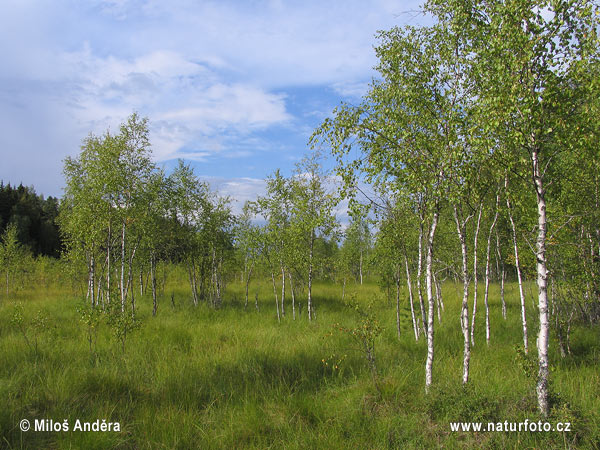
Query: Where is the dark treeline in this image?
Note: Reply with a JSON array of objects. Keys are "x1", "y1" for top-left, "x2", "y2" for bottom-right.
[{"x1": 0, "y1": 182, "x2": 62, "y2": 257}]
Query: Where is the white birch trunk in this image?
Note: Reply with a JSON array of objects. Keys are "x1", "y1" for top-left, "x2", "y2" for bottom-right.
[
  {"x1": 281, "y1": 266, "x2": 286, "y2": 317},
  {"x1": 123, "y1": 241, "x2": 139, "y2": 315},
  {"x1": 425, "y1": 209, "x2": 439, "y2": 392},
  {"x1": 417, "y1": 219, "x2": 427, "y2": 336},
  {"x1": 139, "y1": 269, "x2": 144, "y2": 298},
  {"x1": 211, "y1": 247, "x2": 217, "y2": 307},
  {"x1": 359, "y1": 250, "x2": 363, "y2": 285},
  {"x1": 97, "y1": 274, "x2": 103, "y2": 309},
  {"x1": 245, "y1": 265, "x2": 253, "y2": 310},
  {"x1": 434, "y1": 271, "x2": 442, "y2": 324},
  {"x1": 89, "y1": 254, "x2": 95, "y2": 307},
  {"x1": 106, "y1": 224, "x2": 111, "y2": 305},
  {"x1": 216, "y1": 256, "x2": 222, "y2": 307},
  {"x1": 271, "y1": 271, "x2": 280, "y2": 323},
  {"x1": 453, "y1": 206, "x2": 471, "y2": 385},
  {"x1": 290, "y1": 271, "x2": 296, "y2": 320},
  {"x1": 188, "y1": 259, "x2": 198, "y2": 306},
  {"x1": 120, "y1": 221, "x2": 126, "y2": 312},
  {"x1": 532, "y1": 148, "x2": 549, "y2": 417},
  {"x1": 395, "y1": 267, "x2": 401, "y2": 339},
  {"x1": 495, "y1": 229, "x2": 506, "y2": 320},
  {"x1": 404, "y1": 253, "x2": 419, "y2": 341},
  {"x1": 308, "y1": 230, "x2": 314, "y2": 321},
  {"x1": 151, "y1": 254, "x2": 157, "y2": 316},
  {"x1": 470, "y1": 204, "x2": 483, "y2": 346}
]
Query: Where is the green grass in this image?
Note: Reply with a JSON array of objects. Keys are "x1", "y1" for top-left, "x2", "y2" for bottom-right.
[{"x1": 0, "y1": 275, "x2": 598, "y2": 449}]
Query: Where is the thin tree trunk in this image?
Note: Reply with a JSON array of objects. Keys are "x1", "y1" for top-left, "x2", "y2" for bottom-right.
[
  {"x1": 395, "y1": 266, "x2": 401, "y2": 339},
  {"x1": 120, "y1": 221, "x2": 126, "y2": 312},
  {"x1": 495, "y1": 229, "x2": 506, "y2": 320},
  {"x1": 271, "y1": 271, "x2": 280, "y2": 323},
  {"x1": 434, "y1": 271, "x2": 442, "y2": 323},
  {"x1": 425, "y1": 208, "x2": 439, "y2": 392},
  {"x1": 551, "y1": 279, "x2": 567, "y2": 358},
  {"x1": 161, "y1": 263, "x2": 166, "y2": 296},
  {"x1": 566, "y1": 309, "x2": 574, "y2": 355},
  {"x1": 417, "y1": 218, "x2": 427, "y2": 336},
  {"x1": 281, "y1": 266, "x2": 286, "y2": 317},
  {"x1": 151, "y1": 254, "x2": 157, "y2": 316},
  {"x1": 123, "y1": 241, "x2": 139, "y2": 313},
  {"x1": 359, "y1": 250, "x2": 363, "y2": 285},
  {"x1": 90, "y1": 254, "x2": 96, "y2": 307},
  {"x1": 470, "y1": 203, "x2": 483, "y2": 346},
  {"x1": 139, "y1": 268, "x2": 144, "y2": 298},
  {"x1": 244, "y1": 265, "x2": 253, "y2": 310},
  {"x1": 532, "y1": 148, "x2": 549, "y2": 417},
  {"x1": 216, "y1": 255, "x2": 222, "y2": 307},
  {"x1": 130, "y1": 272, "x2": 135, "y2": 318},
  {"x1": 484, "y1": 193, "x2": 500, "y2": 345},
  {"x1": 211, "y1": 247, "x2": 217, "y2": 307},
  {"x1": 107, "y1": 223, "x2": 111, "y2": 305},
  {"x1": 188, "y1": 259, "x2": 198, "y2": 306},
  {"x1": 308, "y1": 230, "x2": 315, "y2": 321},
  {"x1": 97, "y1": 273, "x2": 104, "y2": 309},
  {"x1": 506, "y1": 176, "x2": 529, "y2": 353},
  {"x1": 453, "y1": 205, "x2": 471, "y2": 386},
  {"x1": 404, "y1": 253, "x2": 419, "y2": 341},
  {"x1": 437, "y1": 275, "x2": 444, "y2": 311},
  {"x1": 290, "y1": 271, "x2": 296, "y2": 320}
]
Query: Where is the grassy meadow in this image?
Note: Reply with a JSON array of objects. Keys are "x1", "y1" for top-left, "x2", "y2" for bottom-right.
[{"x1": 0, "y1": 271, "x2": 599, "y2": 449}]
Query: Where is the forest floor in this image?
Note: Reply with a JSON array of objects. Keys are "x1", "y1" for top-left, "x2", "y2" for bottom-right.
[{"x1": 0, "y1": 276, "x2": 599, "y2": 449}]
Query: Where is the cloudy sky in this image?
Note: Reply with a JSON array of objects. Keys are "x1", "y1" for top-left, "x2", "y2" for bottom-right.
[{"x1": 0, "y1": 0, "x2": 427, "y2": 210}]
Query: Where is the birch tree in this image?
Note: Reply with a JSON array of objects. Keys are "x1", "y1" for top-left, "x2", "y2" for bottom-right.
[
  {"x1": 167, "y1": 160, "x2": 209, "y2": 306},
  {"x1": 375, "y1": 194, "x2": 421, "y2": 341},
  {"x1": 250, "y1": 170, "x2": 294, "y2": 321},
  {"x1": 290, "y1": 152, "x2": 338, "y2": 321},
  {"x1": 236, "y1": 204, "x2": 263, "y2": 309}
]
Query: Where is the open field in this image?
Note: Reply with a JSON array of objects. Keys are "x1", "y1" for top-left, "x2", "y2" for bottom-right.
[{"x1": 1, "y1": 276, "x2": 599, "y2": 449}]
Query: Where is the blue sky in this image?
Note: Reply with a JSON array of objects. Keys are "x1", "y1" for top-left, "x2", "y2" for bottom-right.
[{"x1": 0, "y1": 0, "x2": 427, "y2": 212}]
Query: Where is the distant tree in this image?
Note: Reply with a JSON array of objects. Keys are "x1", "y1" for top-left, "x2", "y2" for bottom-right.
[
  {"x1": 250, "y1": 170, "x2": 293, "y2": 321},
  {"x1": 289, "y1": 152, "x2": 338, "y2": 321},
  {"x1": 167, "y1": 159, "x2": 211, "y2": 306},
  {"x1": 342, "y1": 213, "x2": 372, "y2": 285},
  {"x1": 236, "y1": 204, "x2": 263, "y2": 309},
  {"x1": 0, "y1": 223, "x2": 29, "y2": 295}
]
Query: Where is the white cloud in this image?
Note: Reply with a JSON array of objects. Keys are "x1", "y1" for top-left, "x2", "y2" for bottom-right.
[
  {"x1": 201, "y1": 176, "x2": 267, "y2": 216},
  {"x1": 332, "y1": 81, "x2": 372, "y2": 99}
]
